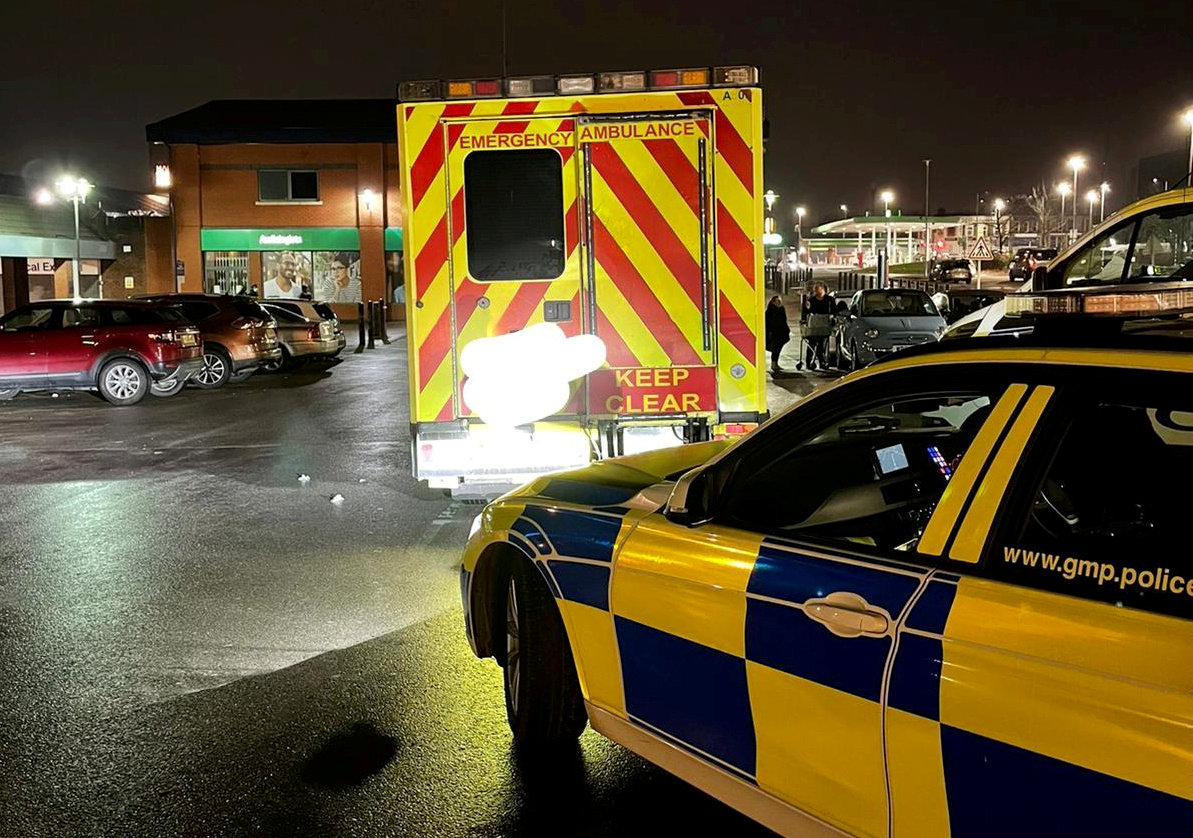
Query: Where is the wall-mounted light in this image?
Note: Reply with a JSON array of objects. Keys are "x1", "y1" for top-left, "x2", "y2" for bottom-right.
[
  {"x1": 154, "y1": 164, "x2": 172, "y2": 190},
  {"x1": 361, "y1": 188, "x2": 377, "y2": 213}
]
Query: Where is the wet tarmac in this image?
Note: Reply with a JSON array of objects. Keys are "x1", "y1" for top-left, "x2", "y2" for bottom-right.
[{"x1": 0, "y1": 339, "x2": 773, "y2": 837}]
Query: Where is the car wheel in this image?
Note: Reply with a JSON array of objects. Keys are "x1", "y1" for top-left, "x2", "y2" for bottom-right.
[
  {"x1": 850, "y1": 341, "x2": 861, "y2": 372},
  {"x1": 97, "y1": 358, "x2": 149, "y2": 406},
  {"x1": 0, "y1": 389, "x2": 18, "y2": 401},
  {"x1": 260, "y1": 348, "x2": 289, "y2": 373},
  {"x1": 149, "y1": 377, "x2": 186, "y2": 398},
  {"x1": 194, "y1": 348, "x2": 232, "y2": 389},
  {"x1": 503, "y1": 560, "x2": 587, "y2": 749}
]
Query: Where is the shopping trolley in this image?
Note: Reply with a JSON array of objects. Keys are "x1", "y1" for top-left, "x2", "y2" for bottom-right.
[{"x1": 796, "y1": 312, "x2": 834, "y2": 371}]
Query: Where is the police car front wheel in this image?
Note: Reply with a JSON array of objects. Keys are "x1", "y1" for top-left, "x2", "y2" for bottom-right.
[{"x1": 503, "y1": 560, "x2": 587, "y2": 749}]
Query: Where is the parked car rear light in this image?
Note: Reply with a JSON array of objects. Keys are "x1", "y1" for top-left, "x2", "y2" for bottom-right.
[{"x1": 307, "y1": 326, "x2": 321, "y2": 340}]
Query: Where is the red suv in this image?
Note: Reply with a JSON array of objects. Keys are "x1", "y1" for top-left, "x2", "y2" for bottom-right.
[{"x1": 0, "y1": 300, "x2": 203, "y2": 405}]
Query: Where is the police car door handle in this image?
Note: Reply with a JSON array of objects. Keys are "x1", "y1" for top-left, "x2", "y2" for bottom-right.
[{"x1": 802, "y1": 593, "x2": 889, "y2": 638}]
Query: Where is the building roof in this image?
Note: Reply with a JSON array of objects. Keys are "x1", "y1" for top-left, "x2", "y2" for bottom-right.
[
  {"x1": 0, "y1": 195, "x2": 115, "y2": 259},
  {"x1": 812, "y1": 215, "x2": 994, "y2": 235},
  {"x1": 0, "y1": 174, "x2": 167, "y2": 216},
  {"x1": 146, "y1": 99, "x2": 398, "y2": 145}
]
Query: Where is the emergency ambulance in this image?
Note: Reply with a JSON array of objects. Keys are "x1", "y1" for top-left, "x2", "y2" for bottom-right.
[{"x1": 396, "y1": 67, "x2": 766, "y2": 495}]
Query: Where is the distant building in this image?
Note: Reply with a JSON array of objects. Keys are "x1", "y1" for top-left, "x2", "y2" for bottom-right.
[
  {"x1": 807, "y1": 213, "x2": 1004, "y2": 265},
  {"x1": 0, "y1": 174, "x2": 171, "y2": 315},
  {"x1": 145, "y1": 100, "x2": 403, "y2": 317}
]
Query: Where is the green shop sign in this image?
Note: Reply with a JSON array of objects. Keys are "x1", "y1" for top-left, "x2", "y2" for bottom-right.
[
  {"x1": 384, "y1": 227, "x2": 403, "y2": 251},
  {"x1": 201, "y1": 228, "x2": 361, "y2": 251}
]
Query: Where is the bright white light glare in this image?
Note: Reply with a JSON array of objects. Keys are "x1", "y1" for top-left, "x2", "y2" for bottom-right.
[
  {"x1": 55, "y1": 176, "x2": 92, "y2": 199},
  {"x1": 1086, "y1": 189, "x2": 1099, "y2": 204},
  {"x1": 1056, "y1": 182, "x2": 1071, "y2": 197},
  {"x1": 34, "y1": 188, "x2": 53, "y2": 206},
  {"x1": 880, "y1": 190, "x2": 894, "y2": 204},
  {"x1": 1067, "y1": 155, "x2": 1086, "y2": 173},
  {"x1": 993, "y1": 198, "x2": 1005, "y2": 211},
  {"x1": 796, "y1": 206, "x2": 806, "y2": 218},
  {"x1": 360, "y1": 188, "x2": 376, "y2": 211},
  {"x1": 154, "y1": 164, "x2": 171, "y2": 189},
  {"x1": 460, "y1": 322, "x2": 606, "y2": 427},
  {"x1": 1184, "y1": 108, "x2": 1193, "y2": 128},
  {"x1": 1100, "y1": 182, "x2": 1110, "y2": 194}
]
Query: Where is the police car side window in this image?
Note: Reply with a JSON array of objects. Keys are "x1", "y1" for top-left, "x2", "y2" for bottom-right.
[
  {"x1": 718, "y1": 390, "x2": 996, "y2": 554},
  {"x1": 999, "y1": 400, "x2": 1193, "y2": 620},
  {"x1": 1061, "y1": 218, "x2": 1135, "y2": 286},
  {"x1": 1125, "y1": 207, "x2": 1193, "y2": 281}
]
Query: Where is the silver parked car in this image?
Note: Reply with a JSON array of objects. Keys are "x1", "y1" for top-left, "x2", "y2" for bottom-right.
[
  {"x1": 837, "y1": 288, "x2": 947, "y2": 369},
  {"x1": 258, "y1": 301, "x2": 346, "y2": 371}
]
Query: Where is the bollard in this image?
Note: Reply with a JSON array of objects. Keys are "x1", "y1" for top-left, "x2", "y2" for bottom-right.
[
  {"x1": 366, "y1": 301, "x2": 377, "y2": 349},
  {"x1": 379, "y1": 299, "x2": 391, "y2": 344},
  {"x1": 355, "y1": 301, "x2": 366, "y2": 353}
]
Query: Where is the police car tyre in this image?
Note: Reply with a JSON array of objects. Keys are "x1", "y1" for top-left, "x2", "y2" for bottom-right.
[
  {"x1": 97, "y1": 358, "x2": 149, "y2": 406},
  {"x1": 194, "y1": 347, "x2": 232, "y2": 389},
  {"x1": 503, "y1": 559, "x2": 587, "y2": 748}
]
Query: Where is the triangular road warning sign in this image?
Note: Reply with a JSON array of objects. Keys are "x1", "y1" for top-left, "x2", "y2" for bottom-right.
[{"x1": 967, "y1": 237, "x2": 994, "y2": 260}]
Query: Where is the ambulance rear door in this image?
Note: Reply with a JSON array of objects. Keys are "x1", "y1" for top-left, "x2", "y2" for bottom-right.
[
  {"x1": 443, "y1": 110, "x2": 584, "y2": 420},
  {"x1": 579, "y1": 114, "x2": 717, "y2": 424}
]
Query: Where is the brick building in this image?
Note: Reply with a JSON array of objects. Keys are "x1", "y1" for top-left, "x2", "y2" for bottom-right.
[
  {"x1": 145, "y1": 100, "x2": 405, "y2": 319},
  {"x1": 0, "y1": 174, "x2": 172, "y2": 315}
]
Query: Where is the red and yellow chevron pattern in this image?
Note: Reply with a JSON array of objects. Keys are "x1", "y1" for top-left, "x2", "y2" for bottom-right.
[{"x1": 398, "y1": 88, "x2": 765, "y2": 425}]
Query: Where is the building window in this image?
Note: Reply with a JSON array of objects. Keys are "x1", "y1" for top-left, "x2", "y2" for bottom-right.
[
  {"x1": 258, "y1": 170, "x2": 320, "y2": 203},
  {"x1": 463, "y1": 149, "x2": 565, "y2": 280},
  {"x1": 204, "y1": 251, "x2": 251, "y2": 295},
  {"x1": 259, "y1": 251, "x2": 361, "y2": 302}
]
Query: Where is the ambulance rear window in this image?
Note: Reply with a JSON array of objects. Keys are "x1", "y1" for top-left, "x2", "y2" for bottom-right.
[{"x1": 464, "y1": 149, "x2": 565, "y2": 281}]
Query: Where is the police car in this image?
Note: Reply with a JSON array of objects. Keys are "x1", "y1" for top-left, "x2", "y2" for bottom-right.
[{"x1": 459, "y1": 284, "x2": 1193, "y2": 837}]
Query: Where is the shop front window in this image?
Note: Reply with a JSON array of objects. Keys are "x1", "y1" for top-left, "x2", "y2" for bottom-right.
[
  {"x1": 204, "y1": 252, "x2": 250, "y2": 295},
  {"x1": 313, "y1": 251, "x2": 361, "y2": 303},
  {"x1": 262, "y1": 251, "x2": 312, "y2": 299}
]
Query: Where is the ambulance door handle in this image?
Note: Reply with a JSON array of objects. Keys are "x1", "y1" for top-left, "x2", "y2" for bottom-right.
[{"x1": 802, "y1": 592, "x2": 889, "y2": 637}]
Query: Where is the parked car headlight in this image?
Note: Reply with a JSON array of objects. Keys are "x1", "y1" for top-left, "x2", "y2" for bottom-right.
[{"x1": 864, "y1": 328, "x2": 880, "y2": 339}]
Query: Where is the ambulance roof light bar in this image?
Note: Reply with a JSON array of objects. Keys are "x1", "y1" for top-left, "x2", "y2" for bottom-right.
[
  {"x1": 1005, "y1": 282, "x2": 1193, "y2": 318},
  {"x1": 397, "y1": 66, "x2": 758, "y2": 101}
]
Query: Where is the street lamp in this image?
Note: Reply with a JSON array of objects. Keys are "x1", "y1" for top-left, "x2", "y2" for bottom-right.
[
  {"x1": 1067, "y1": 155, "x2": 1085, "y2": 232},
  {"x1": 840, "y1": 204, "x2": 848, "y2": 218},
  {"x1": 794, "y1": 205, "x2": 806, "y2": 253},
  {"x1": 879, "y1": 190, "x2": 893, "y2": 260},
  {"x1": 1056, "y1": 182, "x2": 1071, "y2": 236},
  {"x1": 45, "y1": 175, "x2": 93, "y2": 301},
  {"x1": 1099, "y1": 182, "x2": 1110, "y2": 222},
  {"x1": 993, "y1": 198, "x2": 1005, "y2": 253},
  {"x1": 1085, "y1": 189, "x2": 1098, "y2": 229},
  {"x1": 763, "y1": 189, "x2": 779, "y2": 212},
  {"x1": 1183, "y1": 108, "x2": 1193, "y2": 187}
]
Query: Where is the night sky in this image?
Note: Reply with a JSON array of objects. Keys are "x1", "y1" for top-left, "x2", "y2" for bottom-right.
[{"x1": 2, "y1": 0, "x2": 1189, "y2": 225}]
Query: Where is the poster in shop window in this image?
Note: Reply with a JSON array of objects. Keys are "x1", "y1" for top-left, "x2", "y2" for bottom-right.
[
  {"x1": 313, "y1": 251, "x2": 361, "y2": 303},
  {"x1": 262, "y1": 251, "x2": 311, "y2": 299}
]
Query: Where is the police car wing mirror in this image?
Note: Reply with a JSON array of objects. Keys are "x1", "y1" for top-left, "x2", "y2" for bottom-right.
[{"x1": 665, "y1": 467, "x2": 714, "y2": 527}]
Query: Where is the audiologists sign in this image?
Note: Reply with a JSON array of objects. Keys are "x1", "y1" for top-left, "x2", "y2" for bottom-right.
[{"x1": 588, "y1": 367, "x2": 716, "y2": 416}]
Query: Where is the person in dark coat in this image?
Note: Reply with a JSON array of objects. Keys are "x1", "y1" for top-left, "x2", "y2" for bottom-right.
[
  {"x1": 801, "y1": 282, "x2": 835, "y2": 370},
  {"x1": 765, "y1": 295, "x2": 791, "y2": 373}
]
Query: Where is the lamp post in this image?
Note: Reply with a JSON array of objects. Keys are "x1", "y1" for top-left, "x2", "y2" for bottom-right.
[
  {"x1": 923, "y1": 159, "x2": 931, "y2": 274},
  {"x1": 993, "y1": 198, "x2": 1005, "y2": 253},
  {"x1": 1183, "y1": 108, "x2": 1193, "y2": 186},
  {"x1": 44, "y1": 176, "x2": 93, "y2": 301},
  {"x1": 880, "y1": 190, "x2": 893, "y2": 262},
  {"x1": 840, "y1": 204, "x2": 848, "y2": 218},
  {"x1": 1067, "y1": 155, "x2": 1085, "y2": 233},
  {"x1": 1056, "y1": 181, "x2": 1071, "y2": 244},
  {"x1": 1085, "y1": 190, "x2": 1098, "y2": 229},
  {"x1": 795, "y1": 205, "x2": 805, "y2": 251},
  {"x1": 1099, "y1": 182, "x2": 1110, "y2": 223},
  {"x1": 763, "y1": 189, "x2": 779, "y2": 213}
]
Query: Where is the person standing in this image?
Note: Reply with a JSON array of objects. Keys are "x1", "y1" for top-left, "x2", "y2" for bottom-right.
[
  {"x1": 765, "y1": 295, "x2": 791, "y2": 374},
  {"x1": 801, "y1": 282, "x2": 835, "y2": 370}
]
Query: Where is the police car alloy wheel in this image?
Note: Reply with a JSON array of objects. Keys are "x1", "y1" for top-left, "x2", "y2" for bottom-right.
[{"x1": 502, "y1": 560, "x2": 587, "y2": 748}]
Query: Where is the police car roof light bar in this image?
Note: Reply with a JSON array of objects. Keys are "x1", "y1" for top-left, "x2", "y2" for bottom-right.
[{"x1": 1005, "y1": 283, "x2": 1193, "y2": 318}]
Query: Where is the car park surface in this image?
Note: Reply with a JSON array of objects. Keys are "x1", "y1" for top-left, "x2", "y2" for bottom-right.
[{"x1": 461, "y1": 288, "x2": 1193, "y2": 837}]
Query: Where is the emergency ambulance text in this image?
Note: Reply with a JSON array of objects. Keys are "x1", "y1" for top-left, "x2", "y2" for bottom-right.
[
  {"x1": 460, "y1": 131, "x2": 574, "y2": 150},
  {"x1": 578, "y1": 121, "x2": 697, "y2": 142}
]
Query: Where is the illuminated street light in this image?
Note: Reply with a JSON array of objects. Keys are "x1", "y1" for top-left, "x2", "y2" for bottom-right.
[
  {"x1": 1085, "y1": 189, "x2": 1098, "y2": 228},
  {"x1": 840, "y1": 204, "x2": 848, "y2": 218},
  {"x1": 1067, "y1": 155, "x2": 1085, "y2": 232},
  {"x1": 880, "y1": 190, "x2": 894, "y2": 215},
  {"x1": 1183, "y1": 108, "x2": 1193, "y2": 187},
  {"x1": 763, "y1": 189, "x2": 779, "y2": 212},
  {"x1": 1099, "y1": 182, "x2": 1110, "y2": 223},
  {"x1": 794, "y1": 205, "x2": 806, "y2": 250},
  {"x1": 879, "y1": 191, "x2": 893, "y2": 261},
  {"x1": 42, "y1": 175, "x2": 93, "y2": 301},
  {"x1": 153, "y1": 164, "x2": 172, "y2": 190},
  {"x1": 1056, "y1": 181, "x2": 1071, "y2": 229}
]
